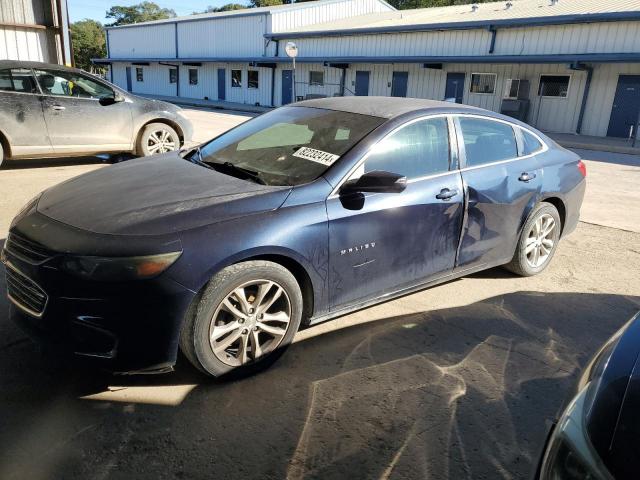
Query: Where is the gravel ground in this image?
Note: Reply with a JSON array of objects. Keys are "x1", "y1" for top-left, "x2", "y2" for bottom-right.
[{"x1": 0, "y1": 108, "x2": 639, "y2": 480}]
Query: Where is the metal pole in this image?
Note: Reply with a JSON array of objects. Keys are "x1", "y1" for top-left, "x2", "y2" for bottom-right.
[{"x1": 292, "y1": 57, "x2": 296, "y2": 102}]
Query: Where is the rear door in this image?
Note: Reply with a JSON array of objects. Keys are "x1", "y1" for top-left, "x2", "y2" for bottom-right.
[
  {"x1": 34, "y1": 68, "x2": 132, "y2": 155},
  {"x1": 327, "y1": 115, "x2": 464, "y2": 309},
  {"x1": 455, "y1": 115, "x2": 543, "y2": 269},
  {"x1": 0, "y1": 67, "x2": 52, "y2": 157}
]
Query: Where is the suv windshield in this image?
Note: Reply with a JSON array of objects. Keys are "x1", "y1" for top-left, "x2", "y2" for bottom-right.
[{"x1": 196, "y1": 106, "x2": 385, "y2": 186}]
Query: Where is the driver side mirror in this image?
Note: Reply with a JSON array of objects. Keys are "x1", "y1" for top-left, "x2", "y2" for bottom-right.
[
  {"x1": 99, "y1": 92, "x2": 125, "y2": 106},
  {"x1": 340, "y1": 170, "x2": 407, "y2": 195}
]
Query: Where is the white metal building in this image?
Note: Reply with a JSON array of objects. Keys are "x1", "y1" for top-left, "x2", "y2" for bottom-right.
[
  {"x1": 0, "y1": 0, "x2": 72, "y2": 65},
  {"x1": 97, "y1": 0, "x2": 640, "y2": 139}
]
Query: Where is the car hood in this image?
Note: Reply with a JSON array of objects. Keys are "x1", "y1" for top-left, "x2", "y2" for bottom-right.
[{"x1": 37, "y1": 153, "x2": 292, "y2": 236}]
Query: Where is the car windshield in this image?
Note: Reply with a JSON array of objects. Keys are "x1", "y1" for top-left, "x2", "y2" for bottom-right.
[{"x1": 195, "y1": 106, "x2": 385, "y2": 186}]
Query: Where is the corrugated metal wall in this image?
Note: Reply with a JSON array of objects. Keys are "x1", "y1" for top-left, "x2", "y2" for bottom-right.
[
  {"x1": 581, "y1": 63, "x2": 640, "y2": 136},
  {"x1": 108, "y1": 24, "x2": 176, "y2": 58},
  {"x1": 177, "y1": 15, "x2": 266, "y2": 58},
  {"x1": 270, "y1": 0, "x2": 392, "y2": 32},
  {"x1": 282, "y1": 22, "x2": 640, "y2": 58},
  {"x1": 0, "y1": 0, "x2": 60, "y2": 62}
]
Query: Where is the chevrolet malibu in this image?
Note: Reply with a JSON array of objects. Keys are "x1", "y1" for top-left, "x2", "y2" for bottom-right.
[{"x1": 2, "y1": 97, "x2": 586, "y2": 377}]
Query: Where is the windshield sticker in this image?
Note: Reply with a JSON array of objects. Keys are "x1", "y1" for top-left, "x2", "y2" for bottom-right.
[{"x1": 293, "y1": 147, "x2": 340, "y2": 166}]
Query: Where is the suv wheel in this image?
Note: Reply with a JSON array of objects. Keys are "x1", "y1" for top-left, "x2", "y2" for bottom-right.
[
  {"x1": 136, "y1": 123, "x2": 180, "y2": 156},
  {"x1": 504, "y1": 202, "x2": 561, "y2": 277},
  {"x1": 180, "y1": 261, "x2": 303, "y2": 377}
]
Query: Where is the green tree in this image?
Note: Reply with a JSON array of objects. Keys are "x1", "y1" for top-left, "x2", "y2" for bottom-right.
[
  {"x1": 106, "y1": 2, "x2": 176, "y2": 26},
  {"x1": 249, "y1": 0, "x2": 283, "y2": 7},
  {"x1": 70, "y1": 19, "x2": 106, "y2": 72},
  {"x1": 194, "y1": 4, "x2": 247, "y2": 13},
  {"x1": 387, "y1": 0, "x2": 494, "y2": 9}
]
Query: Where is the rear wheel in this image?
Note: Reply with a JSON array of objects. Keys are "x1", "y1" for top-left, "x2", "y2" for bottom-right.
[
  {"x1": 504, "y1": 202, "x2": 561, "y2": 277},
  {"x1": 179, "y1": 261, "x2": 303, "y2": 377},
  {"x1": 136, "y1": 122, "x2": 180, "y2": 157}
]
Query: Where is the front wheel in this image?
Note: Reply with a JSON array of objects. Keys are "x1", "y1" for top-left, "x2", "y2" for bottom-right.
[
  {"x1": 136, "y1": 122, "x2": 180, "y2": 156},
  {"x1": 504, "y1": 202, "x2": 561, "y2": 277},
  {"x1": 180, "y1": 261, "x2": 303, "y2": 377}
]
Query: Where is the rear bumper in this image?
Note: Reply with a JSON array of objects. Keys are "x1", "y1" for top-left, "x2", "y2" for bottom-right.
[
  {"x1": 4, "y1": 254, "x2": 196, "y2": 374},
  {"x1": 561, "y1": 178, "x2": 586, "y2": 238}
]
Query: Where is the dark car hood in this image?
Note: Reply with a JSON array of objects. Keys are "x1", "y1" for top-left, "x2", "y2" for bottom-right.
[{"x1": 37, "y1": 154, "x2": 292, "y2": 236}]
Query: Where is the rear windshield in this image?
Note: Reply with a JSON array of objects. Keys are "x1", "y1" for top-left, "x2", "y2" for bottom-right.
[{"x1": 197, "y1": 106, "x2": 385, "y2": 186}]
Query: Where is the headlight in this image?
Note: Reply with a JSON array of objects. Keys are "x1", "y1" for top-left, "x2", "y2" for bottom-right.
[
  {"x1": 61, "y1": 252, "x2": 182, "y2": 282},
  {"x1": 539, "y1": 383, "x2": 611, "y2": 479}
]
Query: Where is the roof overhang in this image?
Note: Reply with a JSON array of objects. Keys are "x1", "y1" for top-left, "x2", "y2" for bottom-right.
[
  {"x1": 94, "y1": 53, "x2": 640, "y2": 65},
  {"x1": 265, "y1": 11, "x2": 640, "y2": 40}
]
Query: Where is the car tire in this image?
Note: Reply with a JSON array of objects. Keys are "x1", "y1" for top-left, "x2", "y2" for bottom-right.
[
  {"x1": 179, "y1": 260, "x2": 303, "y2": 377},
  {"x1": 504, "y1": 202, "x2": 562, "y2": 277},
  {"x1": 136, "y1": 122, "x2": 180, "y2": 157}
]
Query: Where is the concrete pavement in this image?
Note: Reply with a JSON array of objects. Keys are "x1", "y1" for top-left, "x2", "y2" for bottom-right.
[{"x1": 1, "y1": 108, "x2": 639, "y2": 480}]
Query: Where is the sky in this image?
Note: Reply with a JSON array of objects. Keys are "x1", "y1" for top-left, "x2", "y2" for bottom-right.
[{"x1": 67, "y1": 0, "x2": 245, "y2": 24}]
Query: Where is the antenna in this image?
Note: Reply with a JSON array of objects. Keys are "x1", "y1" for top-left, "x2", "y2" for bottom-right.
[{"x1": 471, "y1": 3, "x2": 479, "y2": 12}]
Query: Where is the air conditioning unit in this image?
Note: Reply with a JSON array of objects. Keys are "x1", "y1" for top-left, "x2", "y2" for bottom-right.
[{"x1": 504, "y1": 79, "x2": 530, "y2": 100}]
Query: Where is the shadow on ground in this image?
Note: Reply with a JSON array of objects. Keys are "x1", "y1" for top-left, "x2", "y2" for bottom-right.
[{"x1": 0, "y1": 255, "x2": 638, "y2": 479}]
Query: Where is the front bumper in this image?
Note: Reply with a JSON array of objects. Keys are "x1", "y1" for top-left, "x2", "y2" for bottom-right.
[{"x1": 2, "y1": 234, "x2": 196, "y2": 374}]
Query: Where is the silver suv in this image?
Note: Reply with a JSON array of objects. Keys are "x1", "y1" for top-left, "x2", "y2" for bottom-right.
[{"x1": 0, "y1": 60, "x2": 193, "y2": 166}]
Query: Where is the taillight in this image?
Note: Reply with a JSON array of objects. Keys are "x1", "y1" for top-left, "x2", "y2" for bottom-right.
[{"x1": 577, "y1": 160, "x2": 587, "y2": 177}]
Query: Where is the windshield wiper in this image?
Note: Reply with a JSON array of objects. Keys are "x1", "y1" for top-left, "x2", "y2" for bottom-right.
[
  {"x1": 205, "y1": 160, "x2": 267, "y2": 185},
  {"x1": 184, "y1": 146, "x2": 213, "y2": 169}
]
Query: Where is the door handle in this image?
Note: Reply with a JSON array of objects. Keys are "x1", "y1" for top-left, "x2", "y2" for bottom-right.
[
  {"x1": 436, "y1": 188, "x2": 458, "y2": 200},
  {"x1": 518, "y1": 172, "x2": 537, "y2": 182},
  {"x1": 50, "y1": 105, "x2": 66, "y2": 111}
]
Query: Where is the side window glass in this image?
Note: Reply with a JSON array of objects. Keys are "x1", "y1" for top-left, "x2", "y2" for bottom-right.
[
  {"x1": 521, "y1": 129, "x2": 543, "y2": 156},
  {"x1": 459, "y1": 117, "x2": 517, "y2": 167},
  {"x1": 362, "y1": 117, "x2": 450, "y2": 179},
  {"x1": 34, "y1": 69, "x2": 113, "y2": 99},
  {"x1": 0, "y1": 69, "x2": 38, "y2": 93}
]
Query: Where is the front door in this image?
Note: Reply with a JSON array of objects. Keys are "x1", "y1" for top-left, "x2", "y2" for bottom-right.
[
  {"x1": 391, "y1": 71, "x2": 408, "y2": 97},
  {"x1": 456, "y1": 115, "x2": 542, "y2": 269},
  {"x1": 34, "y1": 68, "x2": 132, "y2": 154},
  {"x1": 327, "y1": 116, "x2": 463, "y2": 309},
  {"x1": 217, "y1": 68, "x2": 226, "y2": 100},
  {"x1": 445, "y1": 72, "x2": 465, "y2": 103},
  {"x1": 607, "y1": 75, "x2": 640, "y2": 138},
  {"x1": 281, "y1": 70, "x2": 293, "y2": 105},
  {"x1": 0, "y1": 67, "x2": 52, "y2": 157},
  {"x1": 355, "y1": 71, "x2": 370, "y2": 96},
  {"x1": 125, "y1": 66, "x2": 132, "y2": 92}
]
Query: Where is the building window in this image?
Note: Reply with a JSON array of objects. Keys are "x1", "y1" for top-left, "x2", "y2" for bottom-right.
[
  {"x1": 232, "y1": 69, "x2": 242, "y2": 88},
  {"x1": 469, "y1": 73, "x2": 496, "y2": 94},
  {"x1": 169, "y1": 68, "x2": 177, "y2": 84},
  {"x1": 248, "y1": 70, "x2": 259, "y2": 89},
  {"x1": 309, "y1": 71, "x2": 324, "y2": 86},
  {"x1": 538, "y1": 75, "x2": 570, "y2": 98},
  {"x1": 136, "y1": 67, "x2": 143, "y2": 82},
  {"x1": 189, "y1": 68, "x2": 198, "y2": 85}
]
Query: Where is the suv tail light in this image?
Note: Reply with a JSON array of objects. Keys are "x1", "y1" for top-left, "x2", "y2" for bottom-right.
[{"x1": 577, "y1": 160, "x2": 587, "y2": 177}]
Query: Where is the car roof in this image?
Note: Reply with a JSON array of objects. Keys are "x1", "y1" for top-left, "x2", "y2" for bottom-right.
[
  {"x1": 0, "y1": 60, "x2": 82, "y2": 72},
  {"x1": 294, "y1": 96, "x2": 490, "y2": 119}
]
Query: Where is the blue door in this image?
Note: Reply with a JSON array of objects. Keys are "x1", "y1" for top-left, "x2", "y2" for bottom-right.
[
  {"x1": 445, "y1": 72, "x2": 465, "y2": 103},
  {"x1": 391, "y1": 71, "x2": 408, "y2": 97},
  {"x1": 607, "y1": 75, "x2": 640, "y2": 138},
  {"x1": 125, "y1": 67, "x2": 132, "y2": 92},
  {"x1": 355, "y1": 71, "x2": 370, "y2": 96},
  {"x1": 217, "y1": 68, "x2": 226, "y2": 101},
  {"x1": 281, "y1": 70, "x2": 293, "y2": 105}
]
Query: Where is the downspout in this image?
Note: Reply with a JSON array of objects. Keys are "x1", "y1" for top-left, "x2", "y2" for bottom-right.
[
  {"x1": 488, "y1": 25, "x2": 497, "y2": 54},
  {"x1": 575, "y1": 64, "x2": 593, "y2": 134},
  {"x1": 271, "y1": 39, "x2": 279, "y2": 107},
  {"x1": 106, "y1": 29, "x2": 113, "y2": 82},
  {"x1": 339, "y1": 67, "x2": 346, "y2": 96},
  {"x1": 174, "y1": 22, "x2": 180, "y2": 97}
]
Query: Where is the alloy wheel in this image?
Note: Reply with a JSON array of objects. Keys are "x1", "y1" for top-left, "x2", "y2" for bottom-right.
[
  {"x1": 147, "y1": 129, "x2": 177, "y2": 154},
  {"x1": 525, "y1": 213, "x2": 556, "y2": 268},
  {"x1": 209, "y1": 279, "x2": 292, "y2": 367}
]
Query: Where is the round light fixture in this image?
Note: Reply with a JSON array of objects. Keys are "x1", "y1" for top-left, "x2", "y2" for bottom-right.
[{"x1": 285, "y1": 42, "x2": 298, "y2": 58}]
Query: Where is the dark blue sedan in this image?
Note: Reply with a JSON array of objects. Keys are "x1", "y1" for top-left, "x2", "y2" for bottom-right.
[{"x1": 2, "y1": 97, "x2": 586, "y2": 376}]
